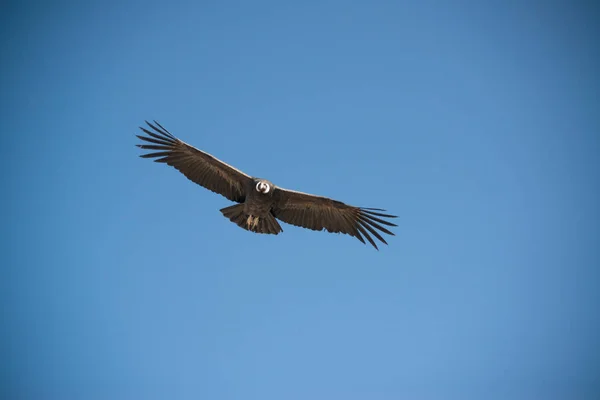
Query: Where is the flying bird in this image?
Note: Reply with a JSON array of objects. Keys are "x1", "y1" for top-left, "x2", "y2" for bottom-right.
[{"x1": 136, "y1": 121, "x2": 397, "y2": 249}]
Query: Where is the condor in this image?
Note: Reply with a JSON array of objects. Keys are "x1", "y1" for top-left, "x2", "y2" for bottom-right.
[{"x1": 136, "y1": 121, "x2": 397, "y2": 249}]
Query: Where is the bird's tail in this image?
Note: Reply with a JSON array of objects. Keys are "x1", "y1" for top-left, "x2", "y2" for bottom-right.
[{"x1": 220, "y1": 204, "x2": 283, "y2": 235}]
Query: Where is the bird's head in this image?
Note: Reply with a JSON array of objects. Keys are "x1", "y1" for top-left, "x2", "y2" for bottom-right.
[{"x1": 255, "y1": 180, "x2": 272, "y2": 195}]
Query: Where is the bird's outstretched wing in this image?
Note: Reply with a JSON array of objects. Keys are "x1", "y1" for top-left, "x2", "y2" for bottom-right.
[
  {"x1": 136, "y1": 121, "x2": 252, "y2": 203},
  {"x1": 272, "y1": 188, "x2": 397, "y2": 249}
]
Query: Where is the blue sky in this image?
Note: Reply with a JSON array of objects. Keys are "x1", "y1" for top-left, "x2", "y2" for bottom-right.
[{"x1": 2, "y1": 1, "x2": 599, "y2": 399}]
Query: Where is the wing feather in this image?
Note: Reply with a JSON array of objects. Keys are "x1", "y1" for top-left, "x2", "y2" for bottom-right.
[
  {"x1": 136, "y1": 121, "x2": 252, "y2": 203},
  {"x1": 272, "y1": 188, "x2": 397, "y2": 250}
]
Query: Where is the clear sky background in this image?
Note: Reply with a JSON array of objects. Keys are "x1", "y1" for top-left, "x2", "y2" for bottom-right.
[{"x1": 2, "y1": 1, "x2": 599, "y2": 399}]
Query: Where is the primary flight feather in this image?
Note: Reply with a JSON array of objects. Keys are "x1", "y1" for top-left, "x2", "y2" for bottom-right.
[{"x1": 136, "y1": 121, "x2": 397, "y2": 249}]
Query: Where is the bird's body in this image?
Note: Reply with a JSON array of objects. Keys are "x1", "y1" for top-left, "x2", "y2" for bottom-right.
[
  {"x1": 243, "y1": 179, "x2": 276, "y2": 224},
  {"x1": 221, "y1": 178, "x2": 283, "y2": 235},
  {"x1": 136, "y1": 121, "x2": 397, "y2": 249}
]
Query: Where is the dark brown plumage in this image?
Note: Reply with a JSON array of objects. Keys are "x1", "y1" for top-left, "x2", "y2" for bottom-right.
[{"x1": 136, "y1": 121, "x2": 397, "y2": 249}]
